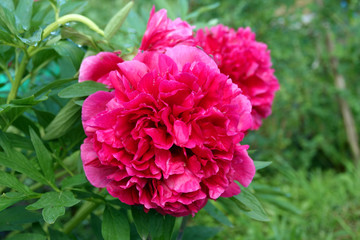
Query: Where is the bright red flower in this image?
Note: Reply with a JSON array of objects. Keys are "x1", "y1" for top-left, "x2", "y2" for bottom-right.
[
  {"x1": 80, "y1": 46, "x2": 255, "y2": 216},
  {"x1": 139, "y1": 7, "x2": 194, "y2": 52},
  {"x1": 79, "y1": 52, "x2": 124, "y2": 88},
  {"x1": 195, "y1": 25, "x2": 280, "y2": 130}
]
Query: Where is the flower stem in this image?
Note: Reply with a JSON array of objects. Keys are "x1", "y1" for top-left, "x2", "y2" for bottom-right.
[
  {"x1": 43, "y1": 14, "x2": 104, "y2": 39},
  {"x1": 6, "y1": 54, "x2": 28, "y2": 103},
  {"x1": 176, "y1": 216, "x2": 189, "y2": 240},
  {"x1": 63, "y1": 201, "x2": 101, "y2": 234}
]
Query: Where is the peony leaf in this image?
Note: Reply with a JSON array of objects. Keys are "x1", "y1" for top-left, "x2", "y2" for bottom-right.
[
  {"x1": 233, "y1": 187, "x2": 269, "y2": 222},
  {"x1": 203, "y1": 201, "x2": 233, "y2": 227},
  {"x1": 0, "y1": 132, "x2": 48, "y2": 185},
  {"x1": 43, "y1": 99, "x2": 81, "y2": 140},
  {"x1": 15, "y1": 0, "x2": 33, "y2": 31},
  {"x1": 29, "y1": 127, "x2": 55, "y2": 184},
  {"x1": 42, "y1": 206, "x2": 65, "y2": 224},
  {"x1": 102, "y1": 206, "x2": 130, "y2": 240},
  {"x1": 58, "y1": 81, "x2": 108, "y2": 99},
  {"x1": 104, "y1": 1, "x2": 134, "y2": 40},
  {"x1": 0, "y1": 171, "x2": 32, "y2": 194},
  {"x1": 0, "y1": 192, "x2": 27, "y2": 212},
  {"x1": 0, "y1": 206, "x2": 42, "y2": 232},
  {"x1": 254, "y1": 161, "x2": 272, "y2": 170}
]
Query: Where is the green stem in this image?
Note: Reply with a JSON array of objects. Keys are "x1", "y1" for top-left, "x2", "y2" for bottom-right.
[
  {"x1": 176, "y1": 216, "x2": 189, "y2": 240},
  {"x1": 63, "y1": 201, "x2": 101, "y2": 234},
  {"x1": 43, "y1": 14, "x2": 104, "y2": 38},
  {"x1": 7, "y1": 54, "x2": 28, "y2": 103}
]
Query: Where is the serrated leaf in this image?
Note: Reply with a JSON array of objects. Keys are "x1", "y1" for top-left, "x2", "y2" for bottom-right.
[
  {"x1": 29, "y1": 127, "x2": 55, "y2": 183},
  {"x1": 43, "y1": 99, "x2": 81, "y2": 140},
  {"x1": 102, "y1": 206, "x2": 130, "y2": 240},
  {"x1": 104, "y1": 1, "x2": 134, "y2": 40},
  {"x1": 254, "y1": 161, "x2": 272, "y2": 170},
  {"x1": 6, "y1": 233, "x2": 47, "y2": 240},
  {"x1": 0, "y1": 132, "x2": 47, "y2": 184},
  {"x1": 58, "y1": 81, "x2": 108, "y2": 98},
  {"x1": 233, "y1": 187, "x2": 269, "y2": 222},
  {"x1": 203, "y1": 201, "x2": 233, "y2": 227},
  {"x1": 0, "y1": 171, "x2": 32, "y2": 193}
]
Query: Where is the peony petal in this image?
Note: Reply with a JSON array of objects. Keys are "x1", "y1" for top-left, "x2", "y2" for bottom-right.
[
  {"x1": 232, "y1": 145, "x2": 255, "y2": 187},
  {"x1": 165, "y1": 45, "x2": 219, "y2": 72}
]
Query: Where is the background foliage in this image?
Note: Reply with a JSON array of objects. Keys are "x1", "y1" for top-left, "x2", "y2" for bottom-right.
[{"x1": 0, "y1": 0, "x2": 359, "y2": 239}]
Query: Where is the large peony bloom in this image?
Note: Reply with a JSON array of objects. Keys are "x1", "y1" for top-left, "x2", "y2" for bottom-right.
[
  {"x1": 81, "y1": 45, "x2": 255, "y2": 216},
  {"x1": 79, "y1": 52, "x2": 124, "y2": 88},
  {"x1": 195, "y1": 25, "x2": 280, "y2": 130},
  {"x1": 139, "y1": 7, "x2": 194, "y2": 52}
]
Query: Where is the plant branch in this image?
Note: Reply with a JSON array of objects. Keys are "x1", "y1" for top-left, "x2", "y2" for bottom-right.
[
  {"x1": 63, "y1": 201, "x2": 101, "y2": 234},
  {"x1": 7, "y1": 53, "x2": 28, "y2": 103},
  {"x1": 176, "y1": 216, "x2": 189, "y2": 240}
]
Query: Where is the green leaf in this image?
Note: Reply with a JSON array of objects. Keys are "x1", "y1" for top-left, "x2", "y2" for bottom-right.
[
  {"x1": 182, "y1": 226, "x2": 222, "y2": 240},
  {"x1": 233, "y1": 187, "x2": 270, "y2": 222},
  {"x1": 18, "y1": 28, "x2": 42, "y2": 46},
  {"x1": 42, "y1": 206, "x2": 65, "y2": 224},
  {"x1": 154, "y1": 0, "x2": 176, "y2": 19},
  {"x1": 5, "y1": 132, "x2": 34, "y2": 150},
  {"x1": 31, "y1": 78, "x2": 76, "y2": 97},
  {"x1": 0, "y1": 132, "x2": 47, "y2": 184},
  {"x1": 58, "y1": 81, "x2": 108, "y2": 98},
  {"x1": 0, "y1": 205, "x2": 42, "y2": 231},
  {"x1": 61, "y1": 27, "x2": 98, "y2": 49},
  {"x1": 0, "y1": 192, "x2": 27, "y2": 212},
  {"x1": 102, "y1": 206, "x2": 130, "y2": 240},
  {"x1": 254, "y1": 161, "x2": 272, "y2": 170},
  {"x1": 27, "y1": 191, "x2": 80, "y2": 210},
  {"x1": 43, "y1": 99, "x2": 81, "y2": 140},
  {"x1": 0, "y1": 171, "x2": 32, "y2": 193},
  {"x1": 203, "y1": 201, "x2": 233, "y2": 227},
  {"x1": 131, "y1": 206, "x2": 175, "y2": 240},
  {"x1": 91, "y1": 213, "x2": 104, "y2": 240},
  {"x1": 259, "y1": 194, "x2": 302, "y2": 215},
  {"x1": 186, "y1": 2, "x2": 220, "y2": 20},
  {"x1": 0, "y1": 0, "x2": 14, "y2": 11},
  {"x1": 0, "y1": 4, "x2": 18, "y2": 36},
  {"x1": 104, "y1": 1, "x2": 134, "y2": 40},
  {"x1": 52, "y1": 40, "x2": 85, "y2": 70},
  {"x1": 29, "y1": 127, "x2": 55, "y2": 184},
  {"x1": 6, "y1": 233, "x2": 47, "y2": 240},
  {"x1": 49, "y1": 228, "x2": 72, "y2": 240},
  {"x1": 15, "y1": 0, "x2": 33, "y2": 31},
  {"x1": 61, "y1": 174, "x2": 87, "y2": 189},
  {"x1": 27, "y1": 191, "x2": 80, "y2": 224}
]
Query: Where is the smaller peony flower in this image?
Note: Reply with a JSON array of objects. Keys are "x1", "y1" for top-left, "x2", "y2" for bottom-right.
[
  {"x1": 81, "y1": 45, "x2": 255, "y2": 217},
  {"x1": 139, "y1": 7, "x2": 195, "y2": 52},
  {"x1": 79, "y1": 52, "x2": 124, "y2": 88},
  {"x1": 195, "y1": 25, "x2": 280, "y2": 130}
]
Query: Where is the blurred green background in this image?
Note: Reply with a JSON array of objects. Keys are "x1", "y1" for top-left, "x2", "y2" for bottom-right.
[{"x1": 84, "y1": 0, "x2": 360, "y2": 239}]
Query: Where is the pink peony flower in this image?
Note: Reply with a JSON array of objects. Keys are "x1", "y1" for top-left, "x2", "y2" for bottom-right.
[
  {"x1": 195, "y1": 25, "x2": 280, "y2": 130},
  {"x1": 81, "y1": 45, "x2": 255, "y2": 216},
  {"x1": 79, "y1": 52, "x2": 124, "y2": 88},
  {"x1": 139, "y1": 7, "x2": 195, "y2": 52}
]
